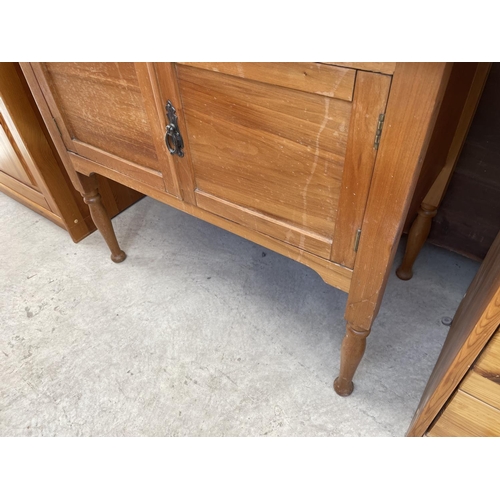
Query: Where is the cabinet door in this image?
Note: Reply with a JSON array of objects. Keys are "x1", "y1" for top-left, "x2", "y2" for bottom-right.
[
  {"x1": 0, "y1": 96, "x2": 51, "y2": 211},
  {"x1": 31, "y1": 63, "x2": 180, "y2": 197},
  {"x1": 161, "y1": 63, "x2": 390, "y2": 265}
]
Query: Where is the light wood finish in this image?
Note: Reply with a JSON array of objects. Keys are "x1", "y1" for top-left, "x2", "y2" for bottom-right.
[
  {"x1": 176, "y1": 64, "x2": 350, "y2": 241},
  {"x1": 344, "y1": 63, "x2": 451, "y2": 329},
  {"x1": 330, "y1": 71, "x2": 391, "y2": 268},
  {"x1": 322, "y1": 63, "x2": 396, "y2": 75},
  {"x1": 195, "y1": 190, "x2": 333, "y2": 259},
  {"x1": 474, "y1": 329, "x2": 500, "y2": 375},
  {"x1": 176, "y1": 64, "x2": 391, "y2": 261},
  {"x1": 70, "y1": 152, "x2": 353, "y2": 292},
  {"x1": 407, "y1": 231, "x2": 500, "y2": 436},
  {"x1": 30, "y1": 63, "x2": 179, "y2": 195},
  {"x1": 334, "y1": 63, "x2": 453, "y2": 396},
  {"x1": 0, "y1": 169, "x2": 49, "y2": 210},
  {"x1": 0, "y1": 63, "x2": 143, "y2": 242},
  {"x1": 179, "y1": 62, "x2": 356, "y2": 100},
  {"x1": 427, "y1": 390, "x2": 500, "y2": 437},
  {"x1": 0, "y1": 110, "x2": 37, "y2": 187},
  {"x1": 397, "y1": 63, "x2": 491, "y2": 279},
  {"x1": 77, "y1": 173, "x2": 126, "y2": 263},
  {"x1": 155, "y1": 63, "x2": 197, "y2": 205},
  {"x1": 22, "y1": 62, "x2": 471, "y2": 396},
  {"x1": 425, "y1": 327, "x2": 500, "y2": 437},
  {"x1": 461, "y1": 368, "x2": 500, "y2": 412}
]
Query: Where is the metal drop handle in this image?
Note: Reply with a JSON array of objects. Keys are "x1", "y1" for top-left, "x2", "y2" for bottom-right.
[{"x1": 165, "y1": 100, "x2": 184, "y2": 157}]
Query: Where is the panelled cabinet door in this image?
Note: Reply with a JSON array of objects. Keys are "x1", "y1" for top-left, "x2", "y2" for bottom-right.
[
  {"x1": 158, "y1": 63, "x2": 391, "y2": 266},
  {"x1": 0, "y1": 97, "x2": 52, "y2": 211},
  {"x1": 31, "y1": 63, "x2": 180, "y2": 197}
]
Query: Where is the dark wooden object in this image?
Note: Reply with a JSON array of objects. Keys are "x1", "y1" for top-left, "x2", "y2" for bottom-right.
[
  {"x1": 427, "y1": 62, "x2": 500, "y2": 262},
  {"x1": 397, "y1": 63, "x2": 491, "y2": 280}
]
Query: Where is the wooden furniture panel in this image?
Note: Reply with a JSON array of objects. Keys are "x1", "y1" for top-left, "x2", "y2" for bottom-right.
[
  {"x1": 176, "y1": 63, "x2": 390, "y2": 261},
  {"x1": 21, "y1": 62, "x2": 463, "y2": 397},
  {"x1": 427, "y1": 389, "x2": 500, "y2": 437},
  {"x1": 427, "y1": 327, "x2": 500, "y2": 437},
  {"x1": 0, "y1": 62, "x2": 143, "y2": 242},
  {"x1": 407, "y1": 231, "x2": 500, "y2": 436},
  {"x1": 31, "y1": 63, "x2": 180, "y2": 196},
  {"x1": 461, "y1": 369, "x2": 500, "y2": 411},
  {"x1": 322, "y1": 62, "x2": 396, "y2": 75},
  {"x1": 179, "y1": 62, "x2": 355, "y2": 100},
  {"x1": 0, "y1": 112, "x2": 38, "y2": 187}
]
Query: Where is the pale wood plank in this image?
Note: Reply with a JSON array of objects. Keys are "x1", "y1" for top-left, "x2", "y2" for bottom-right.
[
  {"x1": 427, "y1": 390, "x2": 500, "y2": 437},
  {"x1": 71, "y1": 140, "x2": 165, "y2": 192},
  {"x1": 461, "y1": 369, "x2": 500, "y2": 412},
  {"x1": 474, "y1": 329, "x2": 500, "y2": 375},
  {"x1": 179, "y1": 62, "x2": 355, "y2": 101},
  {"x1": 322, "y1": 63, "x2": 396, "y2": 75},
  {"x1": 196, "y1": 190, "x2": 333, "y2": 259}
]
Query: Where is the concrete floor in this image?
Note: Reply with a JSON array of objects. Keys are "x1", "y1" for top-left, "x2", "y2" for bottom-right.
[{"x1": 0, "y1": 193, "x2": 480, "y2": 436}]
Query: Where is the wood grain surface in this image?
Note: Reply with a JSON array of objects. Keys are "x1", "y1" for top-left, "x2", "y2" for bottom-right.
[
  {"x1": 70, "y1": 152, "x2": 353, "y2": 292},
  {"x1": 322, "y1": 63, "x2": 396, "y2": 75},
  {"x1": 407, "y1": 231, "x2": 500, "y2": 436},
  {"x1": 427, "y1": 390, "x2": 500, "y2": 437},
  {"x1": 179, "y1": 62, "x2": 355, "y2": 101},
  {"x1": 345, "y1": 63, "x2": 452, "y2": 330},
  {"x1": 176, "y1": 64, "x2": 351, "y2": 253},
  {"x1": 330, "y1": 70, "x2": 391, "y2": 268}
]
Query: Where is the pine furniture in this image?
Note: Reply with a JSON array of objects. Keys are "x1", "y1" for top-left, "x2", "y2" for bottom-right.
[{"x1": 20, "y1": 62, "x2": 481, "y2": 395}]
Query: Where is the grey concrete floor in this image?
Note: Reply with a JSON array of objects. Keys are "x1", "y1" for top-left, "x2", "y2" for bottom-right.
[{"x1": 0, "y1": 193, "x2": 480, "y2": 436}]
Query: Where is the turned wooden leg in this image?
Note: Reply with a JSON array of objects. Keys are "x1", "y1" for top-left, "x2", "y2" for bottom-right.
[
  {"x1": 334, "y1": 323, "x2": 370, "y2": 396},
  {"x1": 78, "y1": 173, "x2": 126, "y2": 263},
  {"x1": 396, "y1": 202, "x2": 438, "y2": 280}
]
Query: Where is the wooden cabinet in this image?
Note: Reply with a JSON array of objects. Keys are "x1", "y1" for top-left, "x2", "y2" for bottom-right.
[
  {"x1": 0, "y1": 63, "x2": 144, "y2": 242},
  {"x1": 21, "y1": 62, "x2": 479, "y2": 396},
  {"x1": 407, "y1": 231, "x2": 500, "y2": 436}
]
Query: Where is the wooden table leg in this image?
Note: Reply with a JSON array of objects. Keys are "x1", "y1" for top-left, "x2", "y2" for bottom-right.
[
  {"x1": 77, "y1": 173, "x2": 126, "y2": 263},
  {"x1": 333, "y1": 63, "x2": 453, "y2": 396},
  {"x1": 396, "y1": 202, "x2": 437, "y2": 280},
  {"x1": 334, "y1": 324, "x2": 370, "y2": 396},
  {"x1": 396, "y1": 63, "x2": 491, "y2": 281}
]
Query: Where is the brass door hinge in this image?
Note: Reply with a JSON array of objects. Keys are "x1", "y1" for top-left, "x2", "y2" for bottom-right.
[
  {"x1": 373, "y1": 113, "x2": 385, "y2": 150},
  {"x1": 354, "y1": 229, "x2": 361, "y2": 252}
]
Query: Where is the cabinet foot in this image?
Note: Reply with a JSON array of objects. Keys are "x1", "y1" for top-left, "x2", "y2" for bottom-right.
[
  {"x1": 78, "y1": 173, "x2": 127, "y2": 263},
  {"x1": 396, "y1": 202, "x2": 437, "y2": 280},
  {"x1": 334, "y1": 323, "x2": 370, "y2": 397}
]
